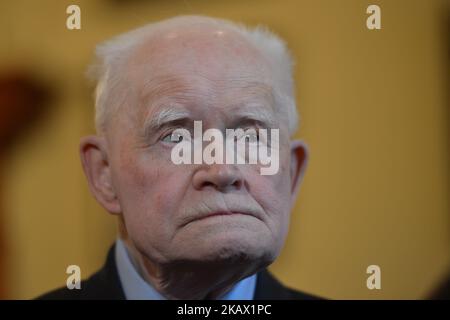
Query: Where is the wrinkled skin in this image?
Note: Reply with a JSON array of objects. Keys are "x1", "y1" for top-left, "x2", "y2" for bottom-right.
[{"x1": 80, "y1": 19, "x2": 308, "y2": 299}]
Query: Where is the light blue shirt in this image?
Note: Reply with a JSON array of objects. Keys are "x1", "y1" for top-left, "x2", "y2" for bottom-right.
[{"x1": 115, "y1": 238, "x2": 257, "y2": 300}]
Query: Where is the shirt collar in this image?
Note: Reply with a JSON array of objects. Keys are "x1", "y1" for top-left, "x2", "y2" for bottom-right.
[{"x1": 115, "y1": 238, "x2": 257, "y2": 300}]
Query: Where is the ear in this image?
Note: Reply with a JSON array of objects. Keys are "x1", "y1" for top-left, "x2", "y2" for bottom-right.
[
  {"x1": 289, "y1": 140, "x2": 309, "y2": 206},
  {"x1": 79, "y1": 135, "x2": 121, "y2": 214}
]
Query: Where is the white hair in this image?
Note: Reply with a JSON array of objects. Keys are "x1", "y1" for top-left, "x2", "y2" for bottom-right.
[{"x1": 87, "y1": 15, "x2": 299, "y2": 135}]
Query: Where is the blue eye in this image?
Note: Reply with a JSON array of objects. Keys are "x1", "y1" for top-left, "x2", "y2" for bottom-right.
[
  {"x1": 239, "y1": 129, "x2": 260, "y2": 143},
  {"x1": 245, "y1": 131, "x2": 259, "y2": 142},
  {"x1": 162, "y1": 131, "x2": 184, "y2": 143}
]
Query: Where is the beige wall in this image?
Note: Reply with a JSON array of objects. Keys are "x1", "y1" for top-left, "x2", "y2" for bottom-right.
[{"x1": 1, "y1": 0, "x2": 449, "y2": 299}]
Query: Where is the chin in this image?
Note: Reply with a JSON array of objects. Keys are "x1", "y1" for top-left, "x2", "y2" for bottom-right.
[
  {"x1": 183, "y1": 233, "x2": 277, "y2": 266},
  {"x1": 170, "y1": 216, "x2": 279, "y2": 265}
]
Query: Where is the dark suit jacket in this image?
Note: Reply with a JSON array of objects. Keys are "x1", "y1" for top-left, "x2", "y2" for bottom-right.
[{"x1": 37, "y1": 245, "x2": 320, "y2": 300}]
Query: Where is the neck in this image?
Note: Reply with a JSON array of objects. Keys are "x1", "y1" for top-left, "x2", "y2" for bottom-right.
[{"x1": 119, "y1": 236, "x2": 256, "y2": 299}]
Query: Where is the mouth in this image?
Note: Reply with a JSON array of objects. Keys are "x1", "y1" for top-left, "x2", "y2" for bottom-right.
[{"x1": 182, "y1": 211, "x2": 260, "y2": 227}]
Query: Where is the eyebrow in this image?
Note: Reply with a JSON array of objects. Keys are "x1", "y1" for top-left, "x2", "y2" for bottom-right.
[
  {"x1": 142, "y1": 106, "x2": 192, "y2": 137},
  {"x1": 230, "y1": 106, "x2": 278, "y2": 129}
]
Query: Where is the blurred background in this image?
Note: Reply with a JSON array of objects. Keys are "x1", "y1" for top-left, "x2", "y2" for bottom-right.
[{"x1": 0, "y1": 0, "x2": 449, "y2": 299}]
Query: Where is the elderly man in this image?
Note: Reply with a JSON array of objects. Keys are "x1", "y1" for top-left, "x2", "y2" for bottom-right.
[{"x1": 39, "y1": 15, "x2": 315, "y2": 300}]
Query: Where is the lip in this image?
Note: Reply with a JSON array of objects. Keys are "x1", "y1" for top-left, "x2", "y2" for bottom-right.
[{"x1": 182, "y1": 211, "x2": 260, "y2": 227}]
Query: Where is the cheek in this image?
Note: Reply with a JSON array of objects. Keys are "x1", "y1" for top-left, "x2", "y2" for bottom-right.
[
  {"x1": 114, "y1": 149, "x2": 190, "y2": 246},
  {"x1": 246, "y1": 173, "x2": 291, "y2": 252},
  {"x1": 253, "y1": 174, "x2": 291, "y2": 217},
  {"x1": 247, "y1": 154, "x2": 292, "y2": 228}
]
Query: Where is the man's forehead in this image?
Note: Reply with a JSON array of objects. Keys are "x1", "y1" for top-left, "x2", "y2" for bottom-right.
[
  {"x1": 118, "y1": 23, "x2": 279, "y2": 130},
  {"x1": 126, "y1": 24, "x2": 271, "y2": 82},
  {"x1": 138, "y1": 72, "x2": 274, "y2": 104},
  {"x1": 138, "y1": 73, "x2": 277, "y2": 127}
]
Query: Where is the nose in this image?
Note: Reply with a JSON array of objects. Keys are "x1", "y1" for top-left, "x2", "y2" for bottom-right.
[{"x1": 192, "y1": 164, "x2": 244, "y2": 192}]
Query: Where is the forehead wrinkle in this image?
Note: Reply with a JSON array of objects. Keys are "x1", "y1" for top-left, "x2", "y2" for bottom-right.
[
  {"x1": 139, "y1": 72, "x2": 275, "y2": 109},
  {"x1": 178, "y1": 70, "x2": 276, "y2": 106}
]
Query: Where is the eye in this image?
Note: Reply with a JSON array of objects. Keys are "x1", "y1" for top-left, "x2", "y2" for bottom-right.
[
  {"x1": 238, "y1": 128, "x2": 260, "y2": 143},
  {"x1": 161, "y1": 131, "x2": 185, "y2": 144},
  {"x1": 245, "y1": 130, "x2": 259, "y2": 143}
]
